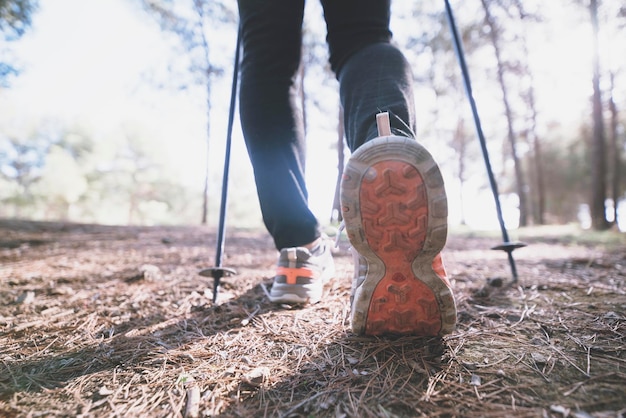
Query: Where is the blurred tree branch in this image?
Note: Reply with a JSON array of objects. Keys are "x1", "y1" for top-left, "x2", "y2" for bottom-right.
[{"x1": 0, "y1": 0, "x2": 38, "y2": 86}]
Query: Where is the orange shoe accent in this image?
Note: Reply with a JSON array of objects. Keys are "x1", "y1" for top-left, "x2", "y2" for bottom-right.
[
  {"x1": 275, "y1": 266, "x2": 315, "y2": 285},
  {"x1": 432, "y1": 254, "x2": 451, "y2": 287},
  {"x1": 359, "y1": 160, "x2": 442, "y2": 335}
]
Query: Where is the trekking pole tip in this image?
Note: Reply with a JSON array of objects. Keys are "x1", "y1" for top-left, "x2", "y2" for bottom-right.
[
  {"x1": 491, "y1": 242, "x2": 527, "y2": 284},
  {"x1": 199, "y1": 267, "x2": 237, "y2": 303},
  {"x1": 491, "y1": 242, "x2": 527, "y2": 252}
]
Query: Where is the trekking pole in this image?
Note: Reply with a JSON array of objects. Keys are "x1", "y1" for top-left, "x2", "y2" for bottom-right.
[
  {"x1": 443, "y1": 0, "x2": 526, "y2": 282},
  {"x1": 199, "y1": 25, "x2": 241, "y2": 302}
]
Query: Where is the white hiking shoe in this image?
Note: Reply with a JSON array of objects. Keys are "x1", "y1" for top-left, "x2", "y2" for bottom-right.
[{"x1": 267, "y1": 239, "x2": 335, "y2": 304}]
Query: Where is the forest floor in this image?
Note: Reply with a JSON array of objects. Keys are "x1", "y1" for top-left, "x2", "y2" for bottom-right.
[{"x1": 0, "y1": 219, "x2": 624, "y2": 417}]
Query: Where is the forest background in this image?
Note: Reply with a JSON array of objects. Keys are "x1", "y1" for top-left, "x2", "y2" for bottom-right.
[{"x1": 1, "y1": 0, "x2": 625, "y2": 233}]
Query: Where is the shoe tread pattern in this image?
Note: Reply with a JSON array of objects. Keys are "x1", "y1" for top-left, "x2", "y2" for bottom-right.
[{"x1": 341, "y1": 136, "x2": 456, "y2": 336}]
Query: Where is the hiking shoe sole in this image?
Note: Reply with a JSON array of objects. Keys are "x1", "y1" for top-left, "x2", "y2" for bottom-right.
[{"x1": 341, "y1": 136, "x2": 457, "y2": 336}]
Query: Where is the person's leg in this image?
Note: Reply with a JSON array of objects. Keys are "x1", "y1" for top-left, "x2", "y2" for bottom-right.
[
  {"x1": 322, "y1": 0, "x2": 457, "y2": 336},
  {"x1": 238, "y1": 0, "x2": 333, "y2": 305},
  {"x1": 321, "y1": 0, "x2": 416, "y2": 151},
  {"x1": 238, "y1": 0, "x2": 319, "y2": 250}
]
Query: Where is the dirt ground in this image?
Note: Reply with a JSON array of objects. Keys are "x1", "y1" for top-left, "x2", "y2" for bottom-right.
[{"x1": 0, "y1": 219, "x2": 624, "y2": 417}]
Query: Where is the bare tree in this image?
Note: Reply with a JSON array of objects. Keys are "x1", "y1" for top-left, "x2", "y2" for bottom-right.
[
  {"x1": 137, "y1": 0, "x2": 236, "y2": 225},
  {"x1": 479, "y1": 0, "x2": 529, "y2": 227},
  {"x1": 512, "y1": 0, "x2": 546, "y2": 225},
  {"x1": 608, "y1": 71, "x2": 621, "y2": 226},
  {"x1": 452, "y1": 118, "x2": 470, "y2": 225},
  {"x1": 605, "y1": 2, "x2": 626, "y2": 227},
  {"x1": 588, "y1": 0, "x2": 610, "y2": 230}
]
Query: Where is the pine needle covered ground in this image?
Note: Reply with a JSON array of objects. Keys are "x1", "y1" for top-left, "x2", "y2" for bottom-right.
[{"x1": 1, "y1": 220, "x2": 624, "y2": 417}]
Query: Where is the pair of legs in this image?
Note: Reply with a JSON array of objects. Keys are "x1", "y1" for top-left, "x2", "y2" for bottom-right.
[
  {"x1": 237, "y1": 0, "x2": 416, "y2": 250},
  {"x1": 238, "y1": 0, "x2": 458, "y2": 335}
]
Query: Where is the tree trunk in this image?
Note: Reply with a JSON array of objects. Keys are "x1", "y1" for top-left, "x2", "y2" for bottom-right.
[
  {"x1": 515, "y1": 1, "x2": 545, "y2": 225},
  {"x1": 589, "y1": 0, "x2": 610, "y2": 230},
  {"x1": 201, "y1": 88, "x2": 211, "y2": 226},
  {"x1": 195, "y1": 1, "x2": 212, "y2": 226},
  {"x1": 201, "y1": 146, "x2": 210, "y2": 225},
  {"x1": 480, "y1": 0, "x2": 529, "y2": 227},
  {"x1": 531, "y1": 130, "x2": 546, "y2": 225},
  {"x1": 521, "y1": 71, "x2": 546, "y2": 226},
  {"x1": 454, "y1": 117, "x2": 468, "y2": 226},
  {"x1": 608, "y1": 71, "x2": 620, "y2": 226}
]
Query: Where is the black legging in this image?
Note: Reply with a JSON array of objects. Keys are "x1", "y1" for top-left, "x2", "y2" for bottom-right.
[{"x1": 237, "y1": 0, "x2": 416, "y2": 250}]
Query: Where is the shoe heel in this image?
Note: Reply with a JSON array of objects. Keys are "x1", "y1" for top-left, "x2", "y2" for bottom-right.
[{"x1": 342, "y1": 135, "x2": 457, "y2": 336}]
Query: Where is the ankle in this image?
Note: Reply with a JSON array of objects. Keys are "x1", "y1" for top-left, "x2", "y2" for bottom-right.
[
  {"x1": 303, "y1": 237, "x2": 321, "y2": 250},
  {"x1": 303, "y1": 237, "x2": 325, "y2": 256}
]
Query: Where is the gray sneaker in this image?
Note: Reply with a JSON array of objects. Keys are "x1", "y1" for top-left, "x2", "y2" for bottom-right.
[{"x1": 267, "y1": 240, "x2": 335, "y2": 304}]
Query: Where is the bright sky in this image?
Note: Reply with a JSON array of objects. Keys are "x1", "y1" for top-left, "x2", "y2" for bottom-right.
[
  {"x1": 3, "y1": 0, "x2": 624, "y2": 229},
  {"x1": 10, "y1": 0, "x2": 162, "y2": 118},
  {"x1": 4, "y1": 0, "x2": 224, "y2": 220}
]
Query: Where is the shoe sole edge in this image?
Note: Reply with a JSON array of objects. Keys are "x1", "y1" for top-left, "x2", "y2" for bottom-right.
[{"x1": 341, "y1": 136, "x2": 456, "y2": 336}]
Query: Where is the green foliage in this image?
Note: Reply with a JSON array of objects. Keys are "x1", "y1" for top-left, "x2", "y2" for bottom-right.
[
  {"x1": 32, "y1": 145, "x2": 88, "y2": 219},
  {"x1": 0, "y1": 1, "x2": 624, "y2": 229},
  {"x1": 139, "y1": 0, "x2": 236, "y2": 86},
  {"x1": 540, "y1": 133, "x2": 590, "y2": 223},
  {"x1": 0, "y1": 0, "x2": 38, "y2": 86},
  {"x1": 0, "y1": 128, "x2": 48, "y2": 216},
  {"x1": 0, "y1": 0, "x2": 38, "y2": 39},
  {"x1": 0, "y1": 120, "x2": 202, "y2": 224}
]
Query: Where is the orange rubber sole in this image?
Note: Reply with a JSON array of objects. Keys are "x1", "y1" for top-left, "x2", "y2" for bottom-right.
[
  {"x1": 360, "y1": 160, "x2": 442, "y2": 335},
  {"x1": 341, "y1": 136, "x2": 456, "y2": 336}
]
